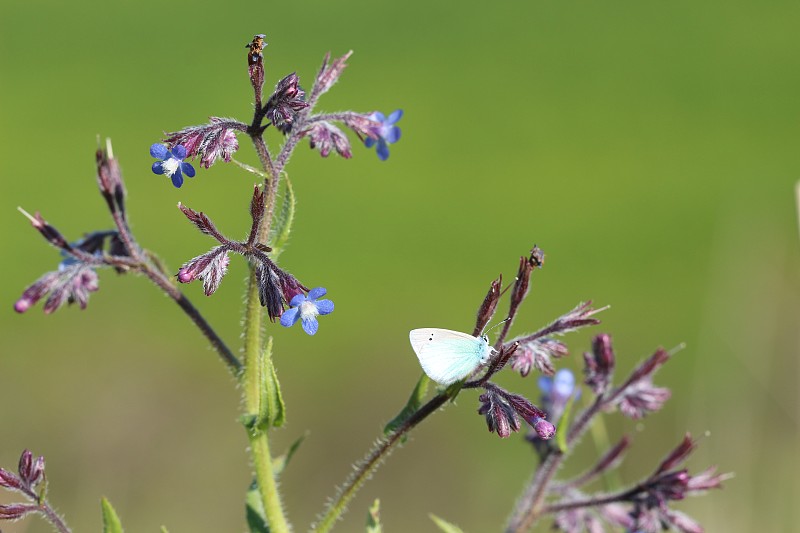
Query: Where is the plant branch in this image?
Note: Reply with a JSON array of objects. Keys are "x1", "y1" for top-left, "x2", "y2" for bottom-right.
[
  {"x1": 313, "y1": 390, "x2": 453, "y2": 532},
  {"x1": 505, "y1": 395, "x2": 606, "y2": 532}
]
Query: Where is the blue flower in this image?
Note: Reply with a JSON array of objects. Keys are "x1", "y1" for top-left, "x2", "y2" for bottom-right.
[
  {"x1": 150, "y1": 144, "x2": 196, "y2": 188},
  {"x1": 538, "y1": 369, "x2": 580, "y2": 423},
  {"x1": 364, "y1": 110, "x2": 402, "y2": 161},
  {"x1": 280, "y1": 287, "x2": 334, "y2": 335}
]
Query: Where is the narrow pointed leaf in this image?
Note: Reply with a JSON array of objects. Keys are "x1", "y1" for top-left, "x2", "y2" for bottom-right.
[
  {"x1": 272, "y1": 433, "x2": 307, "y2": 476},
  {"x1": 101, "y1": 497, "x2": 124, "y2": 533},
  {"x1": 556, "y1": 395, "x2": 575, "y2": 453},
  {"x1": 268, "y1": 176, "x2": 296, "y2": 260},
  {"x1": 366, "y1": 499, "x2": 382, "y2": 533},
  {"x1": 245, "y1": 480, "x2": 270, "y2": 533},
  {"x1": 257, "y1": 337, "x2": 285, "y2": 430},
  {"x1": 384, "y1": 374, "x2": 429, "y2": 440},
  {"x1": 430, "y1": 514, "x2": 465, "y2": 533}
]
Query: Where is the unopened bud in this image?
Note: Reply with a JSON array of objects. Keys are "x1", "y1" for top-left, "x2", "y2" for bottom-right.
[{"x1": 474, "y1": 274, "x2": 502, "y2": 335}]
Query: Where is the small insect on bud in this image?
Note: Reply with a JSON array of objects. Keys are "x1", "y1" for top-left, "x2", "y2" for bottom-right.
[{"x1": 247, "y1": 34, "x2": 267, "y2": 98}]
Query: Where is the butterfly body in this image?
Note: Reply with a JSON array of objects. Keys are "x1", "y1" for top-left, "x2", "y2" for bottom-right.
[{"x1": 409, "y1": 328, "x2": 493, "y2": 386}]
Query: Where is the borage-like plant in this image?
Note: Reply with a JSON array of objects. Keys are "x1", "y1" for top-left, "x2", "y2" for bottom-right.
[{"x1": 8, "y1": 34, "x2": 727, "y2": 533}]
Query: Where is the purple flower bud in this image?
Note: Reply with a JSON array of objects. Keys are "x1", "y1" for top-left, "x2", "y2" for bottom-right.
[
  {"x1": 583, "y1": 333, "x2": 615, "y2": 394},
  {"x1": 19, "y1": 208, "x2": 71, "y2": 250},
  {"x1": 687, "y1": 467, "x2": 727, "y2": 493},
  {"x1": 178, "y1": 246, "x2": 231, "y2": 296},
  {"x1": 511, "y1": 338, "x2": 569, "y2": 377},
  {"x1": 163, "y1": 118, "x2": 243, "y2": 169},
  {"x1": 14, "y1": 272, "x2": 60, "y2": 313},
  {"x1": 0, "y1": 503, "x2": 38, "y2": 520},
  {"x1": 96, "y1": 138, "x2": 126, "y2": 214},
  {"x1": 256, "y1": 263, "x2": 284, "y2": 321},
  {"x1": 265, "y1": 73, "x2": 309, "y2": 133},
  {"x1": 533, "y1": 417, "x2": 556, "y2": 440},
  {"x1": 28, "y1": 455, "x2": 45, "y2": 487},
  {"x1": 302, "y1": 122, "x2": 352, "y2": 158},
  {"x1": 343, "y1": 113, "x2": 381, "y2": 141},
  {"x1": 617, "y1": 379, "x2": 671, "y2": 419},
  {"x1": 597, "y1": 503, "x2": 634, "y2": 530},
  {"x1": 0, "y1": 468, "x2": 22, "y2": 490},
  {"x1": 478, "y1": 391, "x2": 520, "y2": 439},
  {"x1": 663, "y1": 509, "x2": 704, "y2": 533},
  {"x1": 278, "y1": 272, "x2": 308, "y2": 305},
  {"x1": 509, "y1": 247, "x2": 544, "y2": 313},
  {"x1": 178, "y1": 202, "x2": 227, "y2": 243},
  {"x1": 474, "y1": 274, "x2": 502, "y2": 336},
  {"x1": 314, "y1": 50, "x2": 352, "y2": 99},
  {"x1": 655, "y1": 433, "x2": 696, "y2": 474}
]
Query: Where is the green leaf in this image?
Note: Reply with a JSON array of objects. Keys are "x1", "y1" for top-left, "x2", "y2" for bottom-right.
[
  {"x1": 556, "y1": 394, "x2": 575, "y2": 453},
  {"x1": 100, "y1": 497, "x2": 124, "y2": 533},
  {"x1": 257, "y1": 337, "x2": 286, "y2": 430},
  {"x1": 430, "y1": 514, "x2": 465, "y2": 533},
  {"x1": 268, "y1": 176, "x2": 296, "y2": 260},
  {"x1": 365, "y1": 499, "x2": 382, "y2": 533},
  {"x1": 245, "y1": 479, "x2": 271, "y2": 533},
  {"x1": 160, "y1": 527, "x2": 170, "y2": 533},
  {"x1": 384, "y1": 374, "x2": 429, "y2": 439},
  {"x1": 272, "y1": 433, "x2": 307, "y2": 476}
]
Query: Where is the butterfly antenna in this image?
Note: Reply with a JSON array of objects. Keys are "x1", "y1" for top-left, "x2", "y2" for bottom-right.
[{"x1": 481, "y1": 317, "x2": 511, "y2": 336}]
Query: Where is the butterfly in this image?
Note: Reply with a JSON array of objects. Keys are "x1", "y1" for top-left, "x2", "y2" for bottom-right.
[{"x1": 409, "y1": 328, "x2": 495, "y2": 386}]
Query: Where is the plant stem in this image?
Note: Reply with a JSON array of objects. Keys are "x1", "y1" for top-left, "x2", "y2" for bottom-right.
[
  {"x1": 505, "y1": 396, "x2": 605, "y2": 532},
  {"x1": 39, "y1": 501, "x2": 72, "y2": 533},
  {"x1": 313, "y1": 391, "x2": 451, "y2": 532},
  {"x1": 236, "y1": 130, "x2": 293, "y2": 533},
  {"x1": 141, "y1": 264, "x2": 242, "y2": 375}
]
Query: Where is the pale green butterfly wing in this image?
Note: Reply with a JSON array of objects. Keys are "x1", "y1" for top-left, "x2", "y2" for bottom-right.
[{"x1": 409, "y1": 328, "x2": 491, "y2": 385}]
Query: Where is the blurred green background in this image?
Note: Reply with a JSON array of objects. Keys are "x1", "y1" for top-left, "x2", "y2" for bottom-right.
[{"x1": 1, "y1": 0, "x2": 798, "y2": 531}]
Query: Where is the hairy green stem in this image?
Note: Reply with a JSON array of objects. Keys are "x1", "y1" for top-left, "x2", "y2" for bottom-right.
[
  {"x1": 242, "y1": 266, "x2": 290, "y2": 532},
  {"x1": 313, "y1": 391, "x2": 451, "y2": 532}
]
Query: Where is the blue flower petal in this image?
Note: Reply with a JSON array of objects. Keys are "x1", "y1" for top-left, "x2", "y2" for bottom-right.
[
  {"x1": 315, "y1": 299, "x2": 334, "y2": 315},
  {"x1": 280, "y1": 307, "x2": 300, "y2": 327},
  {"x1": 289, "y1": 294, "x2": 307, "y2": 307},
  {"x1": 538, "y1": 376, "x2": 553, "y2": 395},
  {"x1": 364, "y1": 137, "x2": 376, "y2": 148},
  {"x1": 150, "y1": 144, "x2": 168, "y2": 159},
  {"x1": 553, "y1": 369, "x2": 575, "y2": 399},
  {"x1": 182, "y1": 162, "x2": 196, "y2": 178},
  {"x1": 371, "y1": 111, "x2": 386, "y2": 122},
  {"x1": 172, "y1": 145, "x2": 187, "y2": 159},
  {"x1": 171, "y1": 169, "x2": 184, "y2": 188},
  {"x1": 376, "y1": 139, "x2": 390, "y2": 161},
  {"x1": 152, "y1": 161, "x2": 165, "y2": 175},
  {"x1": 307, "y1": 287, "x2": 327, "y2": 300},
  {"x1": 301, "y1": 316, "x2": 319, "y2": 335},
  {"x1": 383, "y1": 126, "x2": 401, "y2": 144},
  {"x1": 387, "y1": 109, "x2": 403, "y2": 123}
]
